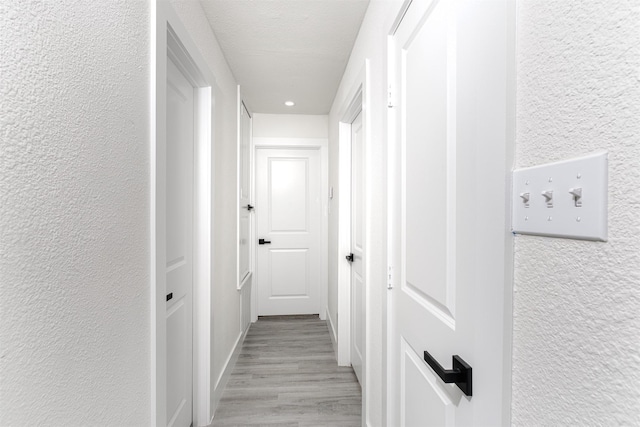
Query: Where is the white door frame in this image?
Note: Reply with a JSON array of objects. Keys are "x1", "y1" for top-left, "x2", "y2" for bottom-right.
[
  {"x1": 336, "y1": 61, "x2": 370, "y2": 421},
  {"x1": 151, "y1": 2, "x2": 216, "y2": 425},
  {"x1": 251, "y1": 138, "x2": 329, "y2": 322}
]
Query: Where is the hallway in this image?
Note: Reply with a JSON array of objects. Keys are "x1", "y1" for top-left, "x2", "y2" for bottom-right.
[
  {"x1": 212, "y1": 316, "x2": 361, "y2": 426},
  {"x1": 3, "y1": 0, "x2": 640, "y2": 425}
]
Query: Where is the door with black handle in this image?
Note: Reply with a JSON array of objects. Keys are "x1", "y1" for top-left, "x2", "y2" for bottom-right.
[
  {"x1": 255, "y1": 147, "x2": 322, "y2": 316},
  {"x1": 388, "y1": 0, "x2": 512, "y2": 424}
]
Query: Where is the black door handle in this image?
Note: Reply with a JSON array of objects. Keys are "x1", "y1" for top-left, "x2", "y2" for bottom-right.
[
  {"x1": 346, "y1": 253, "x2": 354, "y2": 262},
  {"x1": 423, "y1": 350, "x2": 472, "y2": 396},
  {"x1": 246, "y1": 204, "x2": 254, "y2": 211},
  {"x1": 259, "y1": 238, "x2": 271, "y2": 245}
]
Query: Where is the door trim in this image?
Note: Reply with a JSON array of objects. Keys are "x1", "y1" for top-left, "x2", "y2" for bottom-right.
[
  {"x1": 336, "y1": 60, "x2": 370, "y2": 422},
  {"x1": 152, "y1": 2, "x2": 216, "y2": 425},
  {"x1": 251, "y1": 138, "x2": 329, "y2": 322}
]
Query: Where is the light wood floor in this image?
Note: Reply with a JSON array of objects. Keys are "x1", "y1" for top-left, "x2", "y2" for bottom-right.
[{"x1": 211, "y1": 315, "x2": 362, "y2": 427}]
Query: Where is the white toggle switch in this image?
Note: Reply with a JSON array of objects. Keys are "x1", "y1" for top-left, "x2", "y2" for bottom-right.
[
  {"x1": 512, "y1": 151, "x2": 608, "y2": 241},
  {"x1": 569, "y1": 187, "x2": 582, "y2": 207}
]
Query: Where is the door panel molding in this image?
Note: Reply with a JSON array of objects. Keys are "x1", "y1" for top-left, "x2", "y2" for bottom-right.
[{"x1": 400, "y1": 337, "x2": 459, "y2": 427}]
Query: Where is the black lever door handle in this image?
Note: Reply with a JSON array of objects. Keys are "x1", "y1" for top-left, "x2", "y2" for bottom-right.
[
  {"x1": 259, "y1": 238, "x2": 271, "y2": 245},
  {"x1": 346, "y1": 253, "x2": 354, "y2": 262},
  {"x1": 423, "y1": 350, "x2": 472, "y2": 396},
  {"x1": 246, "y1": 204, "x2": 254, "y2": 211}
]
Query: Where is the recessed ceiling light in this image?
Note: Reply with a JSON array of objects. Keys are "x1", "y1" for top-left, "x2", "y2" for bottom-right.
[{"x1": 284, "y1": 101, "x2": 295, "y2": 107}]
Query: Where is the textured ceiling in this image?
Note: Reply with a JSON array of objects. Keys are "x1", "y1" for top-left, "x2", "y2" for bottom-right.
[{"x1": 199, "y1": 0, "x2": 370, "y2": 114}]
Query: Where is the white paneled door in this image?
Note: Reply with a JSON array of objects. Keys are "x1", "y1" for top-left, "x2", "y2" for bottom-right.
[
  {"x1": 165, "y1": 57, "x2": 193, "y2": 427},
  {"x1": 256, "y1": 148, "x2": 321, "y2": 315},
  {"x1": 350, "y1": 111, "x2": 365, "y2": 385},
  {"x1": 239, "y1": 102, "x2": 252, "y2": 286},
  {"x1": 389, "y1": 0, "x2": 513, "y2": 426}
]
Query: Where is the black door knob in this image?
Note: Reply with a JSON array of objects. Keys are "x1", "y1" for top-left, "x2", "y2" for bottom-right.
[
  {"x1": 346, "y1": 253, "x2": 354, "y2": 262},
  {"x1": 246, "y1": 204, "x2": 254, "y2": 211},
  {"x1": 259, "y1": 238, "x2": 271, "y2": 245}
]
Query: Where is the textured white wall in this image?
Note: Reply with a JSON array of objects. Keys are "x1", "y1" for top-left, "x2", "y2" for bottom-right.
[
  {"x1": 253, "y1": 114, "x2": 328, "y2": 138},
  {"x1": 1, "y1": 0, "x2": 243, "y2": 423},
  {"x1": 513, "y1": 1, "x2": 640, "y2": 424},
  {"x1": 167, "y1": 0, "x2": 242, "y2": 415},
  {"x1": 0, "y1": 1, "x2": 150, "y2": 425}
]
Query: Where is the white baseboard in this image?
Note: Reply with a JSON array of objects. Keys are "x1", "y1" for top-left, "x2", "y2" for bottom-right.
[
  {"x1": 326, "y1": 306, "x2": 339, "y2": 361},
  {"x1": 211, "y1": 324, "x2": 249, "y2": 415}
]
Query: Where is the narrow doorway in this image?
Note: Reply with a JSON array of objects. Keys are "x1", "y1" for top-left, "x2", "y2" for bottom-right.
[
  {"x1": 165, "y1": 54, "x2": 195, "y2": 427},
  {"x1": 336, "y1": 79, "x2": 368, "y2": 402},
  {"x1": 348, "y1": 110, "x2": 365, "y2": 386},
  {"x1": 153, "y1": 7, "x2": 215, "y2": 425},
  {"x1": 255, "y1": 147, "x2": 323, "y2": 316}
]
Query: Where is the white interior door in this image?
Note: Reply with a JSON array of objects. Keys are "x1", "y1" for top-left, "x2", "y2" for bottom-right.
[
  {"x1": 256, "y1": 148, "x2": 321, "y2": 316},
  {"x1": 166, "y1": 57, "x2": 193, "y2": 427},
  {"x1": 389, "y1": 0, "x2": 512, "y2": 425},
  {"x1": 239, "y1": 102, "x2": 252, "y2": 286},
  {"x1": 349, "y1": 111, "x2": 365, "y2": 385}
]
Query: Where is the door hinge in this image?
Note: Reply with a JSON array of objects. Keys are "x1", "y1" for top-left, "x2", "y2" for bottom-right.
[
  {"x1": 387, "y1": 85, "x2": 394, "y2": 108},
  {"x1": 387, "y1": 265, "x2": 394, "y2": 289}
]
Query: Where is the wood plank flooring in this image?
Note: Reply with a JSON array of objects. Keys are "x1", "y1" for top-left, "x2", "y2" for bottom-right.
[{"x1": 211, "y1": 315, "x2": 361, "y2": 427}]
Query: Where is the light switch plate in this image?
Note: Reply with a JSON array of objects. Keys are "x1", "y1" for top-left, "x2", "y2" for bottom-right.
[{"x1": 512, "y1": 151, "x2": 608, "y2": 241}]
